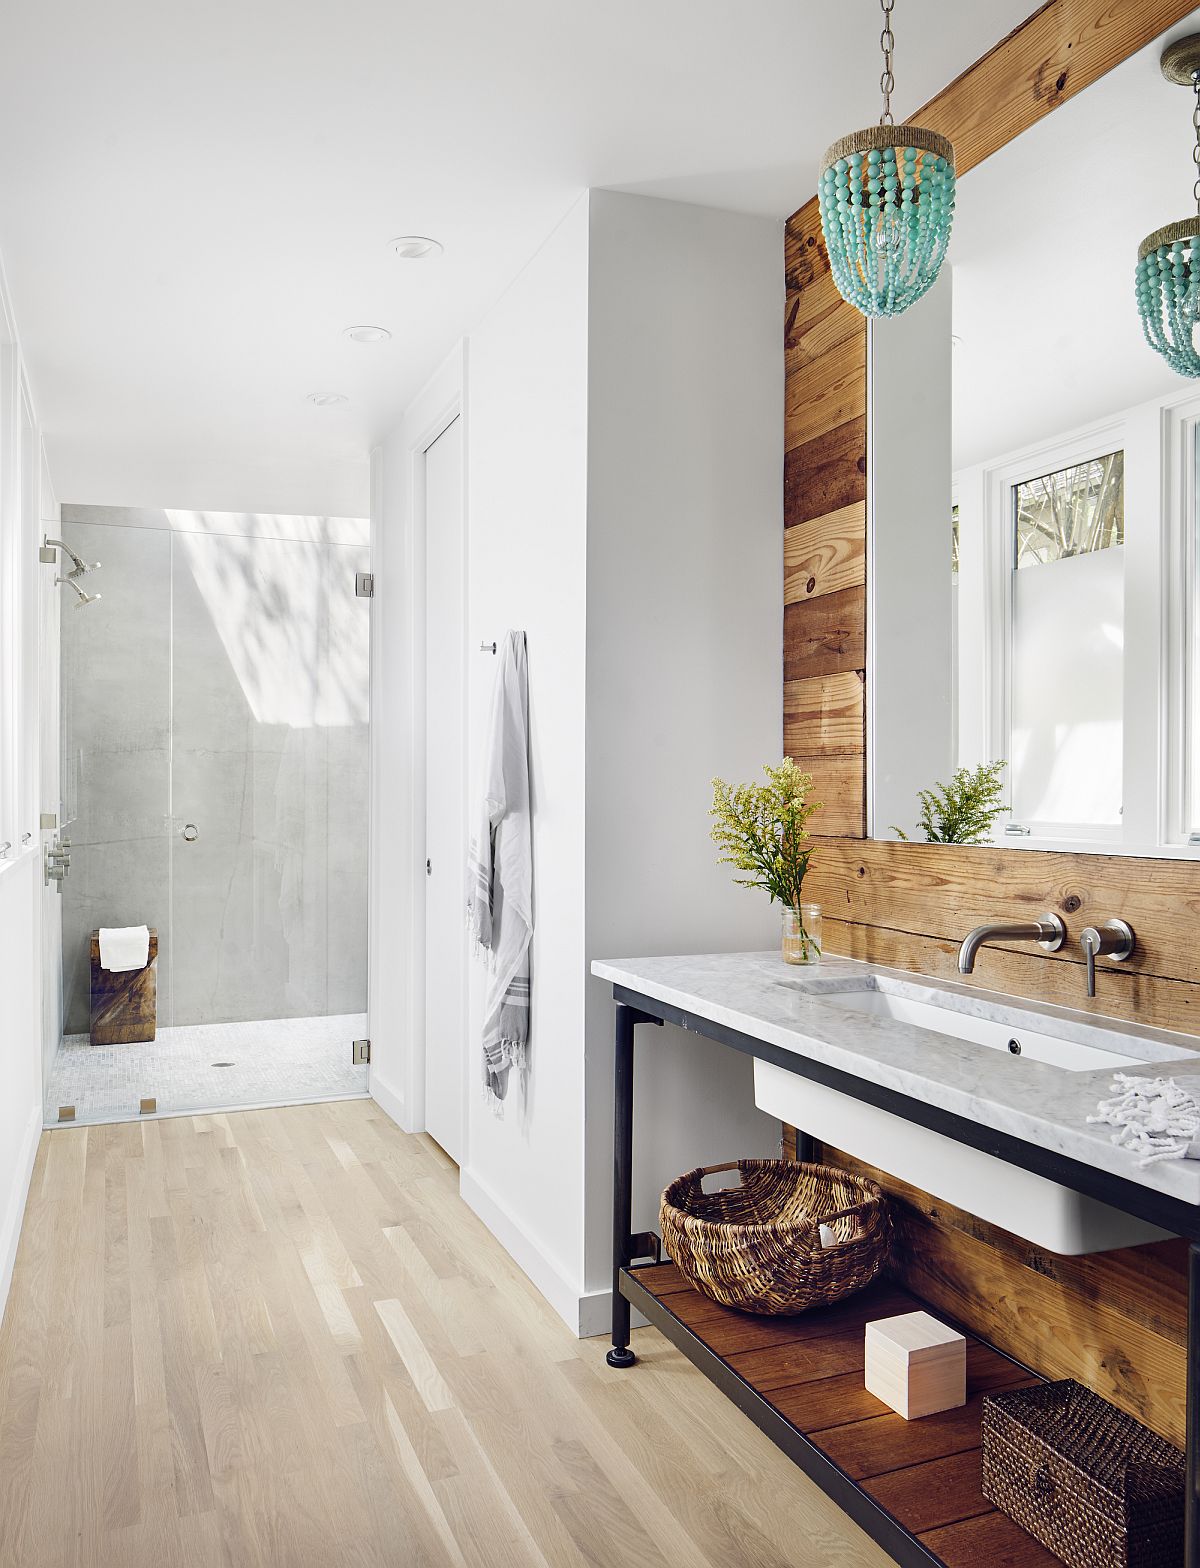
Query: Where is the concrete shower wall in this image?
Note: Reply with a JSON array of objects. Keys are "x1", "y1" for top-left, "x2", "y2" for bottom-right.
[{"x1": 59, "y1": 504, "x2": 370, "y2": 1033}]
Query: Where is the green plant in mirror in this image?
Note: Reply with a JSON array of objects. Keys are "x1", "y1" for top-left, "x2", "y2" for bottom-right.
[
  {"x1": 711, "y1": 760, "x2": 822, "y2": 908},
  {"x1": 893, "y1": 760, "x2": 1008, "y2": 846}
]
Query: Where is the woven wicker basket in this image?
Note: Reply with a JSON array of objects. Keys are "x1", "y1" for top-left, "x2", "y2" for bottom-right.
[
  {"x1": 982, "y1": 1381, "x2": 1184, "y2": 1568},
  {"x1": 659, "y1": 1159, "x2": 890, "y2": 1315}
]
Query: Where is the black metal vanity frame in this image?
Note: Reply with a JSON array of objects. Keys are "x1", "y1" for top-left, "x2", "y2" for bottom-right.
[{"x1": 605, "y1": 986, "x2": 1200, "y2": 1568}]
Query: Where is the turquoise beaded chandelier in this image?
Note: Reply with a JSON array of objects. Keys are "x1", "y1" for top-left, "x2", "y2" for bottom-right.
[
  {"x1": 1136, "y1": 36, "x2": 1200, "y2": 378},
  {"x1": 818, "y1": 0, "x2": 956, "y2": 319}
]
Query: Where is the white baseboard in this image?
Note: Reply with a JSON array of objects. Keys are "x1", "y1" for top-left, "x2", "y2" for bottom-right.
[
  {"x1": 460, "y1": 1164, "x2": 597, "y2": 1336},
  {"x1": 369, "y1": 1070, "x2": 411, "y2": 1134},
  {"x1": 0, "y1": 1104, "x2": 42, "y2": 1331}
]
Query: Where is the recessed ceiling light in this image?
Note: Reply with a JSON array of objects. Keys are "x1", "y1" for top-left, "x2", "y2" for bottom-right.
[
  {"x1": 388, "y1": 235, "x2": 443, "y2": 260},
  {"x1": 306, "y1": 392, "x2": 348, "y2": 406},
  {"x1": 343, "y1": 324, "x2": 392, "y2": 344}
]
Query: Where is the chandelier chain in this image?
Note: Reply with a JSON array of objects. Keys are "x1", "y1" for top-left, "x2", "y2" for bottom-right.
[
  {"x1": 1192, "y1": 75, "x2": 1200, "y2": 212},
  {"x1": 879, "y1": 0, "x2": 896, "y2": 126}
]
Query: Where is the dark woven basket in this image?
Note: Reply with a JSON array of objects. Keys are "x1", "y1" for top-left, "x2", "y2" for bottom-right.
[
  {"x1": 982, "y1": 1381, "x2": 1184, "y2": 1568},
  {"x1": 659, "y1": 1159, "x2": 890, "y2": 1315}
]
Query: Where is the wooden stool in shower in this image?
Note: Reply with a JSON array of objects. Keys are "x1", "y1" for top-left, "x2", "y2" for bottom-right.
[{"x1": 89, "y1": 928, "x2": 158, "y2": 1045}]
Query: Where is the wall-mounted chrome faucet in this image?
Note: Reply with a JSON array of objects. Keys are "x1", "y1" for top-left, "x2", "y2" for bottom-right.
[
  {"x1": 957, "y1": 913, "x2": 1065, "y2": 974},
  {"x1": 1079, "y1": 920, "x2": 1135, "y2": 998}
]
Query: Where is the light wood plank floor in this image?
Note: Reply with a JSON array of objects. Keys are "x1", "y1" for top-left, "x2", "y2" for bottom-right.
[{"x1": 0, "y1": 1100, "x2": 889, "y2": 1567}]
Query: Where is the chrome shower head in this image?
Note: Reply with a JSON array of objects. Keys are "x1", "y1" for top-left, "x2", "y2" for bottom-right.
[
  {"x1": 57, "y1": 576, "x2": 101, "y2": 608},
  {"x1": 43, "y1": 537, "x2": 100, "y2": 577}
]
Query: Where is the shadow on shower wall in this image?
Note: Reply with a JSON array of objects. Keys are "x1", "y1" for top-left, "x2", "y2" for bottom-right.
[{"x1": 58, "y1": 505, "x2": 370, "y2": 1035}]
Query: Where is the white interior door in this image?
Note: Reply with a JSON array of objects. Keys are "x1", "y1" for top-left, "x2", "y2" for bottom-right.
[{"x1": 423, "y1": 416, "x2": 466, "y2": 1162}]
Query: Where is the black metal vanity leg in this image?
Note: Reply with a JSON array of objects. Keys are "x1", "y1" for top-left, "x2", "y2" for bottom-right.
[
  {"x1": 1189, "y1": 1242, "x2": 1200, "y2": 1568},
  {"x1": 607, "y1": 1002, "x2": 638, "y2": 1368},
  {"x1": 796, "y1": 1130, "x2": 816, "y2": 1163}
]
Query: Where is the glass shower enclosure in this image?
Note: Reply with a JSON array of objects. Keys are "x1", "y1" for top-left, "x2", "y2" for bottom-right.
[{"x1": 50, "y1": 504, "x2": 370, "y2": 1123}]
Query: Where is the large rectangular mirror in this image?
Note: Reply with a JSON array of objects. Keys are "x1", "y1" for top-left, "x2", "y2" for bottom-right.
[{"x1": 870, "y1": 9, "x2": 1200, "y2": 857}]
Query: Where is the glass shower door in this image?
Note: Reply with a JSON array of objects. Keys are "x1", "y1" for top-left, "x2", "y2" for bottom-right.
[{"x1": 167, "y1": 513, "x2": 370, "y2": 1094}]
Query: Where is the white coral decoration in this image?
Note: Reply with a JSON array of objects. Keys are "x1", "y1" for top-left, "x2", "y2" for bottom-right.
[{"x1": 1088, "y1": 1073, "x2": 1200, "y2": 1165}]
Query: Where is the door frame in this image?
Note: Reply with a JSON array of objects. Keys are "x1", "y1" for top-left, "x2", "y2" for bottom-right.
[
  {"x1": 367, "y1": 343, "x2": 467, "y2": 1151},
  {"x1": 418, "y1": 411, "x2": 468, "y2": 1163}
]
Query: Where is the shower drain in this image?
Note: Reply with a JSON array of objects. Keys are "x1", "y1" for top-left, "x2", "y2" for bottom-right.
[{"x1": 211, "y1": 1060, "x2": 236, "y2": 1068}]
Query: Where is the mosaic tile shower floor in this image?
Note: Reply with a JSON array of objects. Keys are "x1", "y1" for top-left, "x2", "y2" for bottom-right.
[{"x1": 46, "y1": 1012, "x2": 369, "y2": 1126}]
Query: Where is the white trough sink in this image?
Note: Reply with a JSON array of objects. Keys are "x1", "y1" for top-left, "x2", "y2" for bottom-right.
[{"x1": 753, "y1": 974, "x2": 1195, "y2": 1255}]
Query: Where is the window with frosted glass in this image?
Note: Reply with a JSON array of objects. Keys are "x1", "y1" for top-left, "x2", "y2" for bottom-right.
[{"x1": 1009, "y1": 453, "x2": 1124, "y2": 829}]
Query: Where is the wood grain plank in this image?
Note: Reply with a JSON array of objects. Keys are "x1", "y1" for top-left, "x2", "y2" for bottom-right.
[
  {"x1": 771, "y1": 1342, "x2": 1029, "y2": 1437},
  {"x1": 787, "y1": 755, "x2": 866, "y2": 838},
  {"x1": 785, "y1": 333, "x2": 866, "y2": 451},
  {"x1": 665, "y1": 1279, "x2": 914, "y2": 1359},
  {"x1": 785, "y1": 417, "x2": 867, "y2": 527},
  {"x1": 804, "y1": 839, "x2": 1200, "y2": 989},
  {"x1": 783, "y1": 214, "x2": 836, "y2": 343},
  {"x1": 910, "y1": 0, "x2": 1198, "y2": 184},
  {"x1": 812, "y1": 1389, "x2": 1037, "y2": 1480},
  {"x1": 921, "y1": 1509, "x2": 1065, "y2": 1568},
  {"x1": 783, "y1": 586, "x2": 864, "y2": 682},
  {"x1": 862, "y1": 1449, "x2": 993, "y2": 1535},
  {"x1": 784, "y1": 673, "x2": 864, "y2": 758},
  {"x1": 784, "y1": 503, "x2": 865, "y2": 605}
]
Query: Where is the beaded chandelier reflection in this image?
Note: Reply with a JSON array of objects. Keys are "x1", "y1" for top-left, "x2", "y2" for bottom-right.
[
  {"x1": 1136, "y1": 36, "x2": 1200, "y2": 378},
  {"x1": 817, "y1": 0, "x2": 955, "y2": 319}
]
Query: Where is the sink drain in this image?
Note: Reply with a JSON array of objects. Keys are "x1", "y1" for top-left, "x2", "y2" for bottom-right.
[{"x1": 1007, "y1": 1038, "x2": 1022, "y2": 1056}]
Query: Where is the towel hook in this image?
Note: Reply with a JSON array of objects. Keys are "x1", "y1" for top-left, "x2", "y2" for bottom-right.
[{"x1": 480, "y1": 640, "x2": 497, "y2": 654}]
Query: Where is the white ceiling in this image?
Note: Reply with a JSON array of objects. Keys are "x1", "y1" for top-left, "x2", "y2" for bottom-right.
[
  {"x1": 952, "y1": 8, "x2": 1200, "y2": 471},
  {"x1": 0, "y1": 0, "x2": 1036, "y2": 515}
]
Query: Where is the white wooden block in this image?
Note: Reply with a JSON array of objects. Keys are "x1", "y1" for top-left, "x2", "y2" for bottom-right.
[{"x1": 864, "y1": 1311, "x2": 966, "y2": 1420}]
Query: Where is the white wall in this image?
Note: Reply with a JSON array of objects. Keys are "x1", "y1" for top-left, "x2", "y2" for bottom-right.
[
  {"x1": 460, "y1": 196, "x2": 592, "y2": 1325},
  {"x1": 0, "y1": 257, "x2": 56, "y2": 1327},
  {"x1": 581, "y1": 191, "x2": 783, "y2": 1307},
  {"x1": 374, "y1": 190, "x2": 784, "y2": 1334}
]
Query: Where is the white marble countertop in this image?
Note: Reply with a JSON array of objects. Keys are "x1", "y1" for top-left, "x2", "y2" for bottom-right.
[{"x1": 590, "y1": 950, "x2": 1200, "y2": 1210}]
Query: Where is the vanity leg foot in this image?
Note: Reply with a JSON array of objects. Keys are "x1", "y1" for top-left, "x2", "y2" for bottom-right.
[
  {"x1": 606, "y1": 1346, "x2": 637, "y2": 1369},
  {"x1": 1188, "y1": 1241, "x2": 1199, "y2": 1568}
]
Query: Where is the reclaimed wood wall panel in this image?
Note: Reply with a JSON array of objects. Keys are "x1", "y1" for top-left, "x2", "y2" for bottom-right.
[
  {"x1": 785, "y1": 417, "x2": 867, "y2": 528},
  {"x1": 784, "y1": 502, "x2": 865, "y2": 605},
  {"x1": 805, "y1": 840, "x2": 1200, "y2": 989},
  {"x1": 784, "y1": 333, "x2": 866, "y2": 451},
  {"x1": 783, "y1": 672, "x2": 864, "y2": 758},
  {"x1": 786, "y1": 757, "x2": 866, "y2": 839},
  {"x1": 778, "y1": 0, "x2": 1200, "y2": 1445},
  {"x1": 783, "y1": 585, "x2": 864, "y2": 683}
]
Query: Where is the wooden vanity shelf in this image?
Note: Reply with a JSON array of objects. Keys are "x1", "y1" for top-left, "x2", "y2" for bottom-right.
[{"x1": 622, "y1": 1262, "x2": 1062, "y2": 1568}]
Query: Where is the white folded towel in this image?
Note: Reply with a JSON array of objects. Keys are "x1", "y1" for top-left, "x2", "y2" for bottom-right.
[
  {"x1": 1088, "y1": 1073, "x2": 1200, "y2": 1165},
  {"x1": 98, "y1": 925, "x2": 150, "y2": 973}
]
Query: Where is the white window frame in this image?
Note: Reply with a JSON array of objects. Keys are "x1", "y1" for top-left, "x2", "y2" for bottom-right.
[
  {"x1": 972, "y1": 412, "x2": 1155, "y2": 853},
  {"x1": 1163, "y1": 391, "x2": 1200, "y2": 847}
]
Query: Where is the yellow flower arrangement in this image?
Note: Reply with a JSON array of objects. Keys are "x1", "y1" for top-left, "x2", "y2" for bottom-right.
[{"x1": 710, "y1": 759, "x2": 822, "y2": 910}]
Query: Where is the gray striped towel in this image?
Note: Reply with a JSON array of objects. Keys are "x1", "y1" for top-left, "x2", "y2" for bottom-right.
[{"x1": 466, "y1": 630, "x2": 532, "y2": 1108}]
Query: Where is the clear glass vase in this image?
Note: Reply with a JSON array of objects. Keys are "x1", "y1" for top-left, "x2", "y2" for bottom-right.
[{"x1": 781, "y1": 903, "x2": 822, "y2": 966}]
